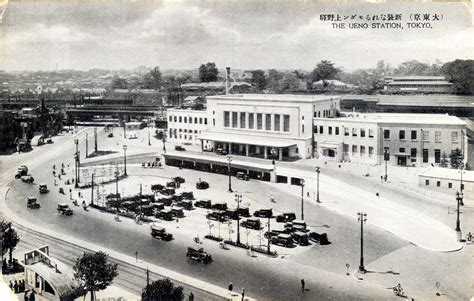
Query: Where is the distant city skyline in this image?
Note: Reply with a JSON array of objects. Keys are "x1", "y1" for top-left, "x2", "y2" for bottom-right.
[{"x1": 0, "y1": 1, "x2": 472, "y2": 72}]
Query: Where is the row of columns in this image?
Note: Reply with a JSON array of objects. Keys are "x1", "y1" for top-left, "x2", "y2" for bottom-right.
[{"x1": 225, "y1": 142, "x2": 283, "y2": 161}]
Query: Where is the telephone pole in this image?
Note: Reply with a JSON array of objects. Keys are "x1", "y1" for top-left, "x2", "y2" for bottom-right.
[{"x1": 357, "y1": 212, "x2": 367, "y2": 273}]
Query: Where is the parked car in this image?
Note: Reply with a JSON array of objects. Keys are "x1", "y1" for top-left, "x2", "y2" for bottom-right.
[
  {"x1": 309, "y1": 232, "x2": 330, "y2": 245},
  {"x1": 236, "y1": 172, "x2": 250, "y2": 181},
  {"x1": 150, "y1": 225, "x2": 173, "y2": 241},
  {"x1": 171, "y1": 207, "x2": 184, "y2": 218},
  {"x1": 57, "y1": 203, "x2": 73, "y2": 216},
  {"x1": 291, "y1": 231, "x2": 310, "y2": 246},
  {"x1": 186, "y1": 247, "x2": 212, "y2": 264},
  {"x1": 166, "y1": 181, "x2": 179, "y2": 189},
  {"x1": 152, "y1": 203, "x2": 165, "y2": 211},
  {"x1": 237, "y1": 207, "x2": 250, "y2": 217},
  {"x1": 196, "y1": 180, "x2": 209, "y2": 190},
  {"x1": 225, "y1": 208, "x2": 240, "y2": 220},
  {"x1": 216, "y1": 148, "x2": 227, "y2": 155},
  {"x1": 211, "y1": 202, "x2": 228, "y2": 211},
  {"x1": 253, "y1": 208, "x2": 273, "y2": 218},
  {"x1": 160, "y1": 188, "x2": 176, "y2": 196},
  {"x1": 21, "y1": 176, "x2": 34, "y2": 184},
  {"x1": 26, "y1": 197, "x2": 40, "y2": 209},
  {"x1": 264, "y1": 229, "x2": 291, "y2": 239},
  {"x1": 276, "y1": 212, "x2": 296, "y2": 223},
  {"x1": 156, "y1": 197, "x2": 173, "y2": 206},
  {"x1": 107, "y1": 133, "x2": 114, "y2": 138},
  {"x1": 155, "y1": 209, "x2": 173, "y2": 221},
  {"x1": 194, "y1": 199, "x2": 212, "y2": 209},
  {"x1": 39, "y1": 183, "x2": 49, "y2": 194},
  {"x1": 175, "y1": 145, "x2": 186, "y2": 151},
  {"x1": 285, "y1": 220, "x2": 307, "y2": 232},
  {"x1": 173, "y1": 176, "x2": 186, "y2": 184},
  {"x1": 180, "y1": 191, "x2": 194, "y2": 200},
  {"x1": 15, "y1": 165, "x2": 28, "y2": 179},
  {"x1": 240, "y1": 217, "x2": 261, "y2": 230},
  {"x1": 206, "y1": 211, "x2": 228, "y2": 222},
  {"x1": 46, "y1": 138, "x2": 53, "y2": 144},
  {"x1": 177, "y1": 200, "x2": 193, "y2": 210},
  {"x1": 271, "y1": 233, "x2": 294, "y2": 248}
]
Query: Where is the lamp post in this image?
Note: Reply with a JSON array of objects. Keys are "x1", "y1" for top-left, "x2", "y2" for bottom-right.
[
  {"x1": 270, "y1": 148, "x2": 276, "y2": 165},
  {"x1": 90, "y1": 173, "x2": 95, "y2": 205},
  {"x1": 227, "y1": 155, "x2": 233, "y2": 193},
  {"x1": 459, "y1": 167, "x2": 465, "y2": 205},
  {"x1": 267, "y1": 216, "x2": 271, "y2": 254},
  {"x1": 357, "y1": 212, "x2": 367, "y2": 273},
  {"x1": 123, "y1": 145, "x2": 128, "y2": 176},
  {"x1": 114, "y1": 170, "x2": 119, "y2": 198},
  {"x1": 148, "y1": 129, "x2": 151, "y2": 146},
  {"x1": 235, "y1": 194, "x2": 242, "y2": 244},
  {"x1": 315, "y1": 166, "x2": 321, "y2": 203},
  {"x1": 74, "y1": 139, "x2": 80, "y2": 188},
  {"x1": 383, "y1": 148, "x2": 389, "y2": 182},
  {"x1": 455, "y1": 191, "x2": 463, "y2": 241},
  {"x1": 300, "y1": 179, "x2": 305, "y2": 220}
]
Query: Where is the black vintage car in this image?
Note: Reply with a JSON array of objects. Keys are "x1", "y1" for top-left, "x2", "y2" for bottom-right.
[
  {"x1": 211, "y1": 202, "x2": 228, "y2": 211},
  {"x1": 225, "y1": 208, "x2": 240, "y2": 220},
  {"x1": 171, "y1": 207, "x2": 184, "y2": 218},
  {"x1": 156, "y1": 197, "x2": 173, "y2": 206},
  {"x1": 177, "y1": 200, "x2": 193, "y2": 210},
  {"x1": 292, "y1": 231, "x2": 310, "y2": 246},
  {"x1": 206, "y1": 211, "x2": 228, "y2": 222},
  {"x1": 173, "y1": 176, "x2": 186, "y2": 184},
  {"x1": 150, "y1": 225, "x2": 173, "y2": 241},
  {"x1": 284, "y1": 220, "x2": 307, "y2": 232},
  {"x1": 155, "y1": 209, "x2": 174, "y2": 221},
  {"x1": 196, "y1": 180, "x2": 209, "y2": 190},
  {"x1": 57, "y1": 204, "x2": 73, "y2": 216},
  {"x1": 276, "y1": 212, "x2": 296, "y2": 223},
  {"x1": 26, "y1": 197, "x2": 40, "y2": 209},
  {"x1": 271, "y1": 234, "x2": 294, "y2": 248},
  {"x1": 264, "y1": 229, "x2": 291, "y2": 239},
  {"x1": 166, "y1": 181, "x2": 179, "y2": 189},
  {"x1": 160, "y1": 188, "x2": 176, "y2": 196},
  {"x1": 240, "y1": 218, "x2": 261, "y2": 230},
  {"x1": 174, "y1": 145, "x2": 186, "y2": 151},
  {"x1": 237, "y1": 207, "x2": 250, "y2": 217},
  {"x1": 194, "y1": 199, "x2": 212, "y2": 209},
  {"x1": 186, "y1": 247, "x2": 212, "y2": 264},
  {"x1": 309, "y1": 231, "x2": 330, "y2": 245},
  {"x1": 180, "y1": 191, "x2": 194, "y2": 200},
  {"x1": 253, "y1": 208, "x2": 273, "y2": 218}
]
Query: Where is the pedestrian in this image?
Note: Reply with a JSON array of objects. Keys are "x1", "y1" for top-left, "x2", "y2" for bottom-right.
[
  {"x1": 376, "y1": 192, "x2": 379, "y2": 197},
  {"x1": 20, "y1": 279, "x2": 24, "y2": 292},
  {"x1": 14, "y1": 280, "x2": 18, "y2": 293},
  {"x1": 30, "y1": 289, "x2": 36, "y2": 301},
  {"x1": 24, "y1": 289, "x2": 29, "y2": 301},
  {"x1": 380, "y1": 175, "x2": 383, "y2": 183},
  {"x1": 189, "y1": 292, "x2": 194, "y2": 301},
  {"x1": 301, "y1": 278, "x2": 305, "y2": 292},
  {"x1": 241, "y1": 288, "x2": 245, "y2": 301},
  {"x1": 307, "y1": 192, "x2": 310, "y2": 197},
  {"x1": 228, "y1": 282, "x2": 233, "y2": 292},
  {"x1": 384, "y1": 175, "x2": 387, "y2": 182},
  {"x1": 9, "y1": 280, "x2": 13, "y2": 291}
]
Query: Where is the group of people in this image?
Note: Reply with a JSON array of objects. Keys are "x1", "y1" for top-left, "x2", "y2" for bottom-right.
[{"x1": 9, "y1": 279, "x2": 36, "y2": 300}]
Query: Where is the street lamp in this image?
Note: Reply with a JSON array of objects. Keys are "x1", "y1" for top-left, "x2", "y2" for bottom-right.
[
  {"x1": 227, "y1": 155, "x2": 233, "y2": 193},
  {"x1": 148, "y1": 130, "x2": 151, "y2": 146},
  {"x1": 90, "y1": 173, "x2": 95, "y2": 205},
  {"x1": 455, "y1": 191, "x2": 463, "y2": 241},
  {"x1": 74, "y1": 139, "x2": 80, "y2": 188},
  {"x1": 123, "y1": 145, "x2": 128, "y2": 176},
  {"x1": 357, "y1": 212, "x2": 367, "y2": 273},
  {"x1": 270, "y1": 148, "x2": 277, "y2": 165},
  {"x1": 235, "y1": 194, "x2": 242, "y2": 245},
  {"x1": 315, "y1": 166, "x2": 321, "y2": 203},
  {"x1": 383, "y1": 148, "x2": 389, "y2": 182},
  {"x1": 114, "y1": 170, "x2": 120, "y2": 198},
  {"x1": 300, "y1": 179, "x2": 305, "y2": 220}
]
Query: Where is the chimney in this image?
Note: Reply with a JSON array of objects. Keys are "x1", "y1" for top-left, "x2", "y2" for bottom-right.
[{"x1": 225, "y1": 67, "x2": 231, "y2": 95}]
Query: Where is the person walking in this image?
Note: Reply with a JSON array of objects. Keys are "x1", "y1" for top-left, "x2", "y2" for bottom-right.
[
  {"x1": 228, "y1": 282, "x2": 233, "y2": 292},
  {"x1": 14, "y1": 280, "x2": 19, "y2": 293},
  {"x1": 9, "y1": 280, "x2": 13, "y2": 291},
  {"x1": 301, "y1": 278, "x2": 305, "y2": 292},
  {"x1": 241, "y1": 288, "x2": 245, "y2": 301}
]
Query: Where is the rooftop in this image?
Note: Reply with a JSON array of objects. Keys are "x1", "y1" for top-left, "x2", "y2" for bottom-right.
[
  {"x1": 208, "y1": 94, "x2": 340, "y2": 103},
  {"x1": 341, "y1": 94, "x2": 474, "y2": 108},
  {"x1": 386, "y1": 76, "x2": 447, "y2": 81},
  {"x1": 328, "y1": 113, "x2": 466, "y2": 126},
  {"x1": 387, "y1": 81, "x2": 452, "y2": 86}
]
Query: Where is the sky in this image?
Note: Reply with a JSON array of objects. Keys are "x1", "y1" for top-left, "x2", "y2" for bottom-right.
[{"x1": 0, "y1": 1, "x2": 472, "y2": 71}]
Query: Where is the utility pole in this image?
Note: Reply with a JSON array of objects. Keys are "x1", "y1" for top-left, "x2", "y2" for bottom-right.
[
  {"x1": 267, "y1": 216, "x2": 271, "y2": 254},
  {"x1": 235, "y1": 194, "x2": 242, "y2": 244},
  {"x1": 148, "y1": 130, "x2": 151, "y2": 146},
  {"x1": 91, "y1": 173, "x2": 95, "y2": 205},
  {"x1": 384, "y1": 148, "x2": 389, "y2": 182},
  {"x1": 300, "y1": 179, "x2": 305, "y2": 220},
  {"x1": 227, "y1": 155, "x2": 233, "y2": 192},
  {"x1": 357, "y1": 212, "x2": 367, "y2": 273},
  {"x1": 455, "y1": 191, "x2": 463, "y2": 241},
  {"x1": 146, "y1": 268, "x2": 150, "y2": 287},
  {"x1": 139, "y1": 183, "x2": 143, "y2": 217},
  {"x1": 123, "y1": 145, "x2": 128, "y2": 176},
  {"x1": 74, "y1": 139, "x2": 80, "y2": 188},
  {"x1": 315, "y1": 167, "x2": 321, "y2": 203}
]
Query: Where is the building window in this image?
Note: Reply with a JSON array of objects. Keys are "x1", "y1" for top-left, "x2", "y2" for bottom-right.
[
  {"x1": 204, "y1": 118, "x2": 207, "y2": 125},
  {"x1": 399, "y1": 148, "x2": 405, "y2": 153},
  {"x1": 199, "y1": 117, "x2": 203, "y2": 124},
  {"x1": 369, "y1": 146, "x2": 374, "y2": 157},
  {"x1": 384, "y1": 129, "x2": 390, "y2": 139},
  {"x1": 352, "y1": 145, "x2": 357, "y2": 154},
  {"x1": 213, "y1": 119, "x2": 215, "y2": 126},
  {"x1": 183, "y1": 129, "x2": 187, "y2": 133},
  {"x1": 352, "y1": 128, "x2": 357, "y2": 137},
  {"x1": 179, "y1": 116, "x2": 182, "y2": 123},
  {"x1": 368, "y1": 129, "x2": 374, "y2": 138},
  {"x1": 274, "y1": 115, "x2": 280, "y2": 131},
  {"x1": 169, "y1": 128, "x2": 172, "y2": 137},
  {"x1": 423, "y1": 131, "x2": 429, "y2": 141},
  {"x1": 257, "y1": 113, "x2": 263, "y2": 130},
  {"x1": 360, "y1": 129, "x2": 366, "y2": 138},
  {"x1": 319, "y1": 126, "x2": 324, "y2": 134},
  {"x1": 335, "y1": 127, "x2": 339, "y2": 135},
  {"x1": 425, "y1": 179, "x2": 429, "y2": 186},
  {"x1": 360, "y1": 146, "x2": 366, "y2": 155},
  {"x1": 194, "y1": 130, "x2": 198, "y2": 134},
  {"x1": 174, "y1": 116, "x2": 177, "y2": 122},
  {"x1": 448, "y1": 182, "x2": 452, "y2": 188},
  {"x1": 249, "y1": 113, "x2": 254, "y2": 129},
  {"x1": 283, "y1": 115, "x2": 290, "y2": 132},
  {"x1": 411, "y1": 130, "x2": 417, "y2": 140},
  {"x1": 169, "y1": 116, "x2": 172, "y2": 122},
  {"x1": 265, "y1": 114, "x2": 271, "y2": 131},
  {"x1": 344, "y1": 127, "x2": 349, "y2": 136},
  {"x1": 451, "y1": 131, "x2": 458, "y2": 142},
  {"x1": 302, "y1": 125, "x2": 304, "y2": 133},
  {"x1": 224, "y1": 111, "x2": 230, "y2": 127},
  {"x1": 314, "y1": 126, "x2": 318, "y2": 134},
  {"x1": 184, "y1": 117, "x2": 187, "y2": 123},
  {"x1": 423, "y1": 149, "x2": 428, "y2": 163},
  {"x1": 343, "y1": 144, "x2": 349, "y2": 152},
  {"x1": 434, "y1": 149, "x2": 441, "y2": 163},
  {"x1": 179, "y1": 129, "x2": 182, "y2": 132},
  {"x1": 328, "y1": 126, "x2": 332, "y2": 135},
  {"x1": 240, "y1": 113, "x2": 246, "y2": 129},
  {"x1": 189, "y1": 117, "x2": 193, "y2": 124},
  {"x1": 399, "y1": 130, "x2": 405, "y2": 140},
  {"x1": 411, "y1": 148, "x2": 417, "y2": 163},
  {"x1": 435, "y1": 131, "x2": 441, "y2": 142},
  {"x1": 437, "y1": 181, "x2": 441, "y2": 187},
  {"x1": 194, "y1": 117, "x2": 197, "y2": 124},
  {"x1": 184, "y1": 135, "x2": 187, "y2": 139},
  {"x1": 232, "y1": 112, "x2": 237, "y2": 128}
]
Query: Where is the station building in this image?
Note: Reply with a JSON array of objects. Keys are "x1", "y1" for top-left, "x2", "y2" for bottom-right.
[
  {"x1": 313, "y1": 113, "x2": 468, "y2": 166},
  {"x1": 167, "y1": 107, "x2": 209, "y2": 145}
]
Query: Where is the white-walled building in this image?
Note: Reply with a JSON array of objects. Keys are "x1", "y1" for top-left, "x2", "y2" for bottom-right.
[
  {"x1": 198, "y1": 94, "x2": 340, "y2": 159},
  {"x1": 167, "y1": 108, "x2": 209, "y2": 145},
  {"x1": 419, "y1": 168, "x2": 473, "y2": 197},
  {"x1": 313, "y1": 113, "x2": 467, "y2": 166}
]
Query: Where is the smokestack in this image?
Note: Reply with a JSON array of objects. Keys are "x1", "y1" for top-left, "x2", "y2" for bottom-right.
[{"x1": 225, "y1": 67, "x2": 231, "y2": 95}]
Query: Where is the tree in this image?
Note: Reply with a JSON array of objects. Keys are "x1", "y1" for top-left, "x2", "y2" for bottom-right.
[
  {"x1": 73, "y1": 251, "x2": 119, "y2": 301},
  {"x1": 250, "y1": 70, "x2": 267, "y2": 91},
  {"x1": 1, "y1": 221, "x2": 20, "y2": 264},
  {"x1": 143, "y1": 67, "x2": 163, "y2": 90},
  {"x1": 267, "y1": 69, "x2": 283, "y2": 93},
  {"x1": 441, "y1": 60, "x2": 474, "y2": 95},
  {"x1": 281, "y1": 72, "x2": 300, "y2": 92},
  {"x1": 110, "y1": 76, "x2": 128, "y2": 90},
  {"x1": 440, "y1": 152, "x2": 449, "y2": 168},
  {"x1": 394, "y1": 60, "x2": 430, "y2": 76},
  {"x1": 142, "y1": 278, "x2": 184, "y2": 301},
  {"x1": 309, "y1": 60, "x2": 341, "y2": 83},
  {"x1": 198, "y1": 62, "x2": 219, "y2": 82},
  {"x1": 450, "y1": 148, "x2": 464, "y2": 169}
]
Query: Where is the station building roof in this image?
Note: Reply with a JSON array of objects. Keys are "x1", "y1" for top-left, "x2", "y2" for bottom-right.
[
  {"x1": 316, "y1": 113, "x2": 466, "y2": 126},
  {"x1": 207, "y1": 94, "x2": 340, "y2": 103}
]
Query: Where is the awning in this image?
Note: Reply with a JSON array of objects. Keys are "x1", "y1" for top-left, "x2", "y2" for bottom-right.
[{"x1": 197, "y1": 131, "x2": 297, "y2": 148}]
